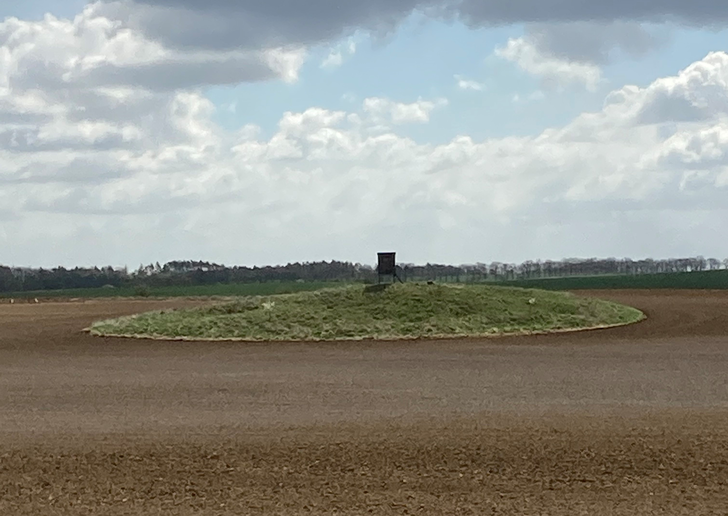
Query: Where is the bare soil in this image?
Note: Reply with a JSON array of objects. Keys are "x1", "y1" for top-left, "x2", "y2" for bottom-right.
[{"x1": 1, "y1": 290, "x2": 728, "y2": 514}]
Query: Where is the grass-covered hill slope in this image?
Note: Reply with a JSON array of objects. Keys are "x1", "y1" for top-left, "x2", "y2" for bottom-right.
[{"x1": 88, "y1": 283, "x2": 644, "y2": 342}]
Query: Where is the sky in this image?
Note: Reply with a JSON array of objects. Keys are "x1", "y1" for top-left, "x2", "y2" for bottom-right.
[{"x1": 1, "y1": 1, "x2": 728, "y2": 268}]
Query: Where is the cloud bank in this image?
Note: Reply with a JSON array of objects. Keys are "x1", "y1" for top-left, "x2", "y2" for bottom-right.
[
  {"x1": 1, "y1": 2, "x2": 728, "y2": 266},
  {"x1": 99, "y1": 0, "x2": 727, "y2": 52},
  {"x1": 85, "y1": 0, "x2": 705, "y2": 94}
]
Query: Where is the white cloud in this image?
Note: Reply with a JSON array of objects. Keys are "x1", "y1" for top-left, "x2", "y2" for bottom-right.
[
  {"x1": 341, "y1": 92, "x2": 358, "y2": 103},
  {"x1": 0, "y1": 6, "x2": 307, "y2": 95},
  {"x1": 264, "y1": 46, "x2": 308, "y2": 83},
  {"x1": 320, "y1": 51, "x2": 343, "y2": 69},
  {"x1": 513, "y1": 90, "x2": 546, "y2": 103},
  {"x1": 455, "y1": 75, "x2": 485, "y2": 91},
  {"x1": 362, "y1": 97, "x2": 449, "y2": 125},
  {"x1": 493, "y1": 22, "x2": 667, "y2": 93},
  {"x1": 320, "y1": 37, "x2": 357, "y2": 69},
  {"x1": 495, "y1": 36, "x2": 603, "y2": 91}
]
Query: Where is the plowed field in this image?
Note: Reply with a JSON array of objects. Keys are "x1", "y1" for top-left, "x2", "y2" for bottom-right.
[{"x1": 1, "y1": 290, "x2": 727, "y2": 515}]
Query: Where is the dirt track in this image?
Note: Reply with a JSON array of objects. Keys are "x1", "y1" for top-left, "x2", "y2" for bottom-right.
[{"x1": 1, "y1": 290, "x2": 728, "y2": 514}]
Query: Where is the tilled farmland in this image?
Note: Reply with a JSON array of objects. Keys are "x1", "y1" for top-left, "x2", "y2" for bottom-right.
[{"x1": 2, "y1": 290, "x2": 728, "y2": 515}]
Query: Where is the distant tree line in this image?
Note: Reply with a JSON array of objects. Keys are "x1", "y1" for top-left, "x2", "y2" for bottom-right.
[
  {"x1": 1, "y1": 256, "x2": 726, "y2": 293},
  {"x1": 401, "y1": 256, "x2": 727, "y2": 283}
]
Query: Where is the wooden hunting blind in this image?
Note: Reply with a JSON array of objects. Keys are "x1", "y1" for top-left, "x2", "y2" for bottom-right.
[{"x1": 377, "y1": 252, "x2": 402, "y2": 284}]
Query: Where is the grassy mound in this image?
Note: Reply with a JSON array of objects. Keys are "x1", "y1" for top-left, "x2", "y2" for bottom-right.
[{"x1": 88, "y1": 283, "x2": 644, "y2": 342}]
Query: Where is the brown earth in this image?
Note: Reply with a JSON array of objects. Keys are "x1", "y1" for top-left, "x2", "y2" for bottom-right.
[{"x1": 1, "y1": 290, "x2": 728, "y2": 515}]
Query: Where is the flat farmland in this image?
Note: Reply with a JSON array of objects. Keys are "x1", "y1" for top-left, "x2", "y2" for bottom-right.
[{"x1": 1, "y1": 291, "x2": 728, "y2": 515}]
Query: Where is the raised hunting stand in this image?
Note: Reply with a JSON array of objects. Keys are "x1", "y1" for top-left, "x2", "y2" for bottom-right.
[{"x1": 377, "y1": 252, "x2": 402, "y2": 284}]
